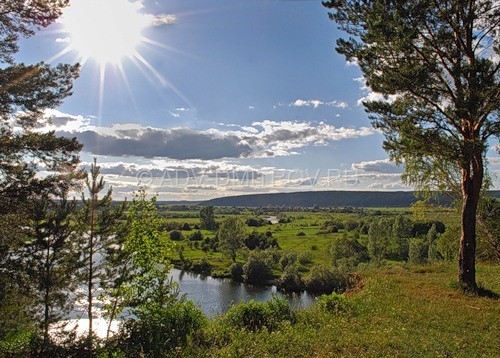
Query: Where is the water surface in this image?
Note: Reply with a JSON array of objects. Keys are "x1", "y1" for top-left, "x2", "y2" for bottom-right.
[{"x1": 171, "y1": 268, "x2": 315, "y2": 317}]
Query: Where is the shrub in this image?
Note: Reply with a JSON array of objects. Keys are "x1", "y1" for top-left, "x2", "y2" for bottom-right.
[
  {"x1": 277, "y1": 265, "x2": 304, "y2": 293},
  {"x1": 279, "y1": 251, "x2": 298, "y2": 270},
  {"x1": 182, "y1": 222, "x2": 192, "y2": 231},
  {"x1": 437, "y1": 226, "x2": 460, "y2": 261},
  {"x1": 224, "y1": 297, "x2": 294, "y2": 332},
  {"x1": 170, "y1": 230, "x2": 183, "y2": 241},
  {"x1": 296, "y1": 231, "x2": 306, "y2": 236},
  {"x1": 316, "y1": 292, "x2": 349, "y2": 314},
  {"x1": 412, "y1": 220, "x2": 446, "y2": 237},
  {"x1": 246, "y1": 218, "x2": 266, "y2": 227},
  {"x1": 244, "y1": 231, "x2": 280, "y2": 250},
  {"x1": 408, "y1": 238, "x2": 428, "y2": 264},
  {"x1": 243, "y1": 256, "x2": 273, "y2": 284},
  {"x1": 188, "y1": 230, "x2": 203, "y2": 241},
  {"x1": 305, "y1": 266, "x2": 347, "y2": 295},
  {"x1": 230, "y1": 262, "x2": 244, "y2": 282},
  {"x1": 344, "y1": 221, "x2": 359, "y2": 232},
  {"x1": 298, "y1": 251, "x2": 312, "y2": 265},
  {"x1": 330, "y1": 235, "x2": 369, "y2": 269},
  {"x1": 119, "y1": 300, "x2": 206, "y2": 356},
  {"x1": 191, "y1": 257, "x2": 211, "y2": 274}
]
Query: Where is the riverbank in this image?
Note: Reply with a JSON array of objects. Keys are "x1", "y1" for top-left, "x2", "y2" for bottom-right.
[
  {"x1": 3, "y1": 262, "x2": 498, "y2": 356},
  {"x1": 182, "y1": 262, "x2": 499, "y2": 357}
]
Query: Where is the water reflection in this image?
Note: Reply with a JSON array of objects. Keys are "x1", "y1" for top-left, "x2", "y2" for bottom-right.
[{"x1": 169, "y1": 268, "x2": 316, "y2": 317}]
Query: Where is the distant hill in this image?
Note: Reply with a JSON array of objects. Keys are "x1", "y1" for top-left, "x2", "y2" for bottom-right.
[{"x1": 201, "y1": 190, "x2": 500, "y2": 208}]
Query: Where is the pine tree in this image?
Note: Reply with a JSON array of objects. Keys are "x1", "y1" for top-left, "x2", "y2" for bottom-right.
[
  {"x1": 23, "y1": 189, "x2": 82, "y2": 344},
  {"x1": 79, "y1": 159, "x2": 124, "y2": 347},
  {"x1": 324, "y1": 0, "x2": 499, "y2": 289},
  {"x1": 0, "y1": 0, "x2": 81, "y2": 342}
]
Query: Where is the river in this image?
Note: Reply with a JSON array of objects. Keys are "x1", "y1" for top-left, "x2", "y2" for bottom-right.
[
  {"x1": 57, "y1": 267, "x2": 316, "y2": 338},
  {"x1": 170, "y1": 268, "x2": 315, "y2": 317}
]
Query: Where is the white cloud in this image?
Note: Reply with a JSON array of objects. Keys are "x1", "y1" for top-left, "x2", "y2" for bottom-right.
[
  {"x1": 351, "y1": 159, "x2": 403, "y2": 174},
  {"x1": 52, "y1": 111, "x2": 374, "y2": 159},
  {"x1": 354, "y1": 76, "x2": 398, "y2": 106},
  {"x1": 290, "y1": 99, "x2": 348, "y2": 109},
  {"x1": 151, "y1": 14, "x2": 177, "y2": 26}
]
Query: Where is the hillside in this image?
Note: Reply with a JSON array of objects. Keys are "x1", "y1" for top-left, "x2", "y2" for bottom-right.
[{"x1": 201, "y1": 190, "x2": 500, "y2": 207}]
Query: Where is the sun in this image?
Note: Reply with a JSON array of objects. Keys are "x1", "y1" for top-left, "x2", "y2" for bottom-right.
[{"x1": 61, "y1": 0, "x2": 150, "y2": 65}]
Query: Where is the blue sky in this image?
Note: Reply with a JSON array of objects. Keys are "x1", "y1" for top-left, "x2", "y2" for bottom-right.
[{"x1": 18, "y1": 0, "x2": 499, "y2": 200}]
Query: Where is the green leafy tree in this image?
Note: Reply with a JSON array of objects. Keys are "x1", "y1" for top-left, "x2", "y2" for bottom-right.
[
  {"x1": 121, "y1": 191, "x2": 175, "y2": 314},
  {"x1": 477, "y1": 196, "x2": 500, "y2": 260},
  {"x1": 437, "y1": 226, "x2": 461, "y2": 261},
  {"x1": 392, "y1": 215, "x2": 413, "y2": 261},
  {"x1": 199, "y1": 206, "x2": 217, "y2": 230},
  {"x1": 218, "y1": 216, "x2": 246, "y2": 262},
  {"x1": 426, "y1": 224, "x2": 439, "y2": 260},
  {"x1": 368, "y1": 218, "x2": 392, "y2": 262},
  {"x1": 324, "y1": 0, "x2": 499, "y2": 290},
  {"x1": 330, "y1": 233, "x2": 369, "y2": 270}
]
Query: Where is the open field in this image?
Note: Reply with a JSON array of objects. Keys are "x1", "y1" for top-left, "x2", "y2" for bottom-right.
[{"x1": 159, "y1": 206, "x2": 463, "y2": 277}]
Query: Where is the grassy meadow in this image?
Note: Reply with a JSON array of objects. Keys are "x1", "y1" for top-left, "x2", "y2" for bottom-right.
[
  {"x1": 180, "y1": 262, "x2": 499, "y2": 357},
  {"x1": 159, "y1": 205, "x2": 462, "y2": 277}
]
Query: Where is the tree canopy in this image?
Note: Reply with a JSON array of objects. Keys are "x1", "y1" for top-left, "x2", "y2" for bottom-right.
[
  {"x1": 0, "y1": 0, "x2": 81, "y2": 207},
  {"x1": 324, "y1": 0, "x2": 499, "y2": 289}
]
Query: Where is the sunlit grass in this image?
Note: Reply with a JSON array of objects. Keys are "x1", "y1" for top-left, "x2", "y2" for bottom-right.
[{"x1": 182, "y1": 262, "x2": 499, "y2": 357}]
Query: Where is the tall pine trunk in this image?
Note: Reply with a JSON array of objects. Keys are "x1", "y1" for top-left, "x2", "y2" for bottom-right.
[
  {"x1": 88, "y1": 191, "x2": 95, "y2": 350},
  {"x1": 43, "y1": 246, "x2": 50, "y2": 345},
  {"x1": 458, "y1": 147, "x2": 483, "y2": 290}
]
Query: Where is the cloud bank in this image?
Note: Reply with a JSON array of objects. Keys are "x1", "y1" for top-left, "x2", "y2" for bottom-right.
[{"x1": 48, "y1": 111, "x2": 374, "y2": 160}]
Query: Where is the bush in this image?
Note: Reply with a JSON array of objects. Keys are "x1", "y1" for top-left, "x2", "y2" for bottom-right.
[
  {"x1": 316, "y1": 292, "x2": 350, "y2": 314},
  {"x1": 246, "y1": 218, "x2": 267, "y2": 227},
  {"x1": 182, "y1": 222, "x2": 192, "y2": 231},
  {"x1": 244, "y1": 231, "x2": 280, "y2": 250},
  {"x1": 298, "y1": 251, "x2": 312, "y2": 265},
  {"x1": 305, "y1": 266, "x2": 347, "y2": 295},
  {"x1": 344, "y1": 221, "x2": 359, "y2": 232},
  {"x1": 277, "y1": 265, "x2": 304, "y2": 293},
  {"x1": 412, "y1": 221, "x2": 446, "y2": 237},
  {"x1": 191, "y1": 257, "x2": 211, "y2": 274},
  {"x1": 243, "y1": 256, "x2": 273, "y2": 285},
  {"x1": 330, "y1": 235, "x2": 369, "y2": 269},
  {"x1": 119, "y1": 300, "x2": 206, "y2": 356},
  {"x1": 170, "y1": 230, "x2": 183, "y2": 241},
  {"x1": 279, "y1": 251, "x2": 298, "y2": 270},
  {"x1": 230, "y1": 262, "x2": 244, "y2": 282},
  {"x1": 188, "y1": 230, "x2": 203, "y2": 241},
  {"x1": 296, "y1": 231, "x2": 306, "y2": 236},
  {"x1": 437, "y1": 226, "x2": 460, "y2": 261},
  {"x1": 224, "y1": 297, "x2": 294, "y2": 332},
  {"x1": 408, "y1": 238, "x2": 428, "y2": 264}
]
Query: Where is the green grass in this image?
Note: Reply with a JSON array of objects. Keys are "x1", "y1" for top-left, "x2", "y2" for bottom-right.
[
  {"x1": 163, "y1": 208, "x2": 462, "y2": 276},
  {"x1": 181, "y1": 262, "x2": 500, "y2": 357}
]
